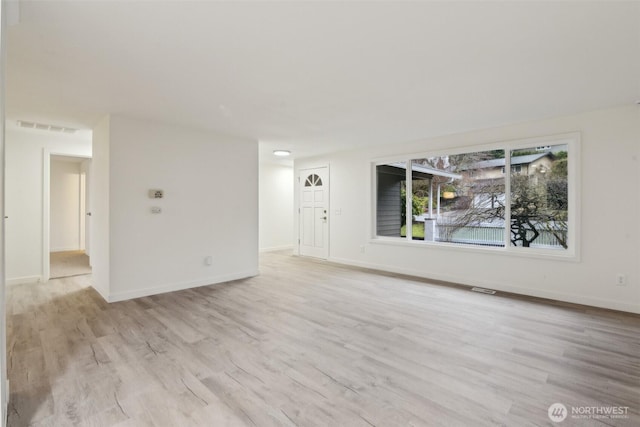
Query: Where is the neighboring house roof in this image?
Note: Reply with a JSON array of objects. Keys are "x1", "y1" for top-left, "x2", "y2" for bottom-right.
[
  {"x1": 388, "y1": 162, "x2": 462, "y2": 180},
  {"x1": 462, "y1": 153, "x2": 550, "y2": 170}
]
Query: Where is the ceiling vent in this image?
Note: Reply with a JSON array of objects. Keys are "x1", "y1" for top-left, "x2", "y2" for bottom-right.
[
  {"x1": 16, "y1": 120, "x2": 77, "y2": 134},
  {"x1": 471, "y1": 287, "x2": 497, "y2": 295}
]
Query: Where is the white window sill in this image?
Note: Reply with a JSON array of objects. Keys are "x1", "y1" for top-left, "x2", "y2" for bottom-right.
[{"x1": 369, "y1": 236, "x2": 580, "y2": 263}]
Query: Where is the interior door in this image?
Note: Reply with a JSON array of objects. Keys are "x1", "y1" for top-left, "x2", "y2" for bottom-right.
[{"x1": 299, "y1": 166, "x2": 329, "y2": 259}]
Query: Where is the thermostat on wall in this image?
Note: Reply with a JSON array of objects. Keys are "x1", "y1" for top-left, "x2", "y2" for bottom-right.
[{"x1": 149, "y1": 189, "x2": 164, "y2": 199}]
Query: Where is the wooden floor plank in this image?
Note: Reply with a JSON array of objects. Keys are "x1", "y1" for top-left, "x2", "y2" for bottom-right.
[{"x1": 7, "y1": 251, "x2": 640, "y2": 426}]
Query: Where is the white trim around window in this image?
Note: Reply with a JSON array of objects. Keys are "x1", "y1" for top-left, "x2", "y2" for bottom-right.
[{"x1": 371, "y1": 132, "x2": 581, "y2": 261}]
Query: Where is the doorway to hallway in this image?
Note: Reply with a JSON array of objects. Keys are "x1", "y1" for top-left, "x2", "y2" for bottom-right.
[{"x1": 48, "y1": 155, "x2": 92, "y2": 279}]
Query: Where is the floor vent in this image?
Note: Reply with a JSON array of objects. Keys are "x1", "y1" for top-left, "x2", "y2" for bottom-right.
[
  {"x1": 471, "y1": 287, "x2": 496, "y2": 295},
  {"x1": 17, "y1": 120, "x2": 77, "y2": 134}
]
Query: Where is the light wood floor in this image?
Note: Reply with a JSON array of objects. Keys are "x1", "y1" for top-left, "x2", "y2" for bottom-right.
[
  {"x1": 49, "y1": 250, "x2": 91, "y2": 279},
  {"x1": 7, "y1": 251, "x2": 640, "y2": 426}
]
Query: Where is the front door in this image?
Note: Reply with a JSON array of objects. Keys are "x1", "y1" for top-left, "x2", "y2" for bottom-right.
[{"x1": 299, "y1": 166, "x2": 329, "y2": 259}]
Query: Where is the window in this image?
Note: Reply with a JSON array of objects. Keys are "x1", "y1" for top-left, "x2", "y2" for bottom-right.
[
  {"x1": 304, "y1": 174, "x2": 323, "y2": 187},
  {"x1": 373, "y1": 134, "x2": 577, "y2": 257},
  {"x1": 376, "y1": 162, "x2": 406, "y2": 237},
  {"x1": 408, "y1": 149, "x2": 506, "y2": 246},
  {"x1": 501, "y1": 165, "x2": 521, "y2": 174},
  {"x1": 510, "y1": 145, "x2": 569, "y2": 249}
]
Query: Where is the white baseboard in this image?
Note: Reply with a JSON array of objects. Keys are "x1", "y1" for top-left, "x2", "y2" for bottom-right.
[
  {"x1": 6, "y1": 276, "x2": 41, "y2": 286},
  {"x1": 259, "y1": 245, "x2": 294, "y2": 253},
  {"x1": 106, "y1": 270, "x2": 260, "y2": 303},
  {"x1": 91, "y1": 283, "x2": 110, "y2": 303},
  {"x1": 328, "y1": 256, "x2": 640, "y2": 314}
]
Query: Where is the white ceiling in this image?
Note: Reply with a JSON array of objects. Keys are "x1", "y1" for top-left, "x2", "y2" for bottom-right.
[{"x1": 6, "y1": 1, "x2": 640, "y2": 163}]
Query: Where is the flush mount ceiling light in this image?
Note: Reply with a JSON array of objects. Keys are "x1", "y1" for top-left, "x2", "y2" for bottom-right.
[{"x1": 273, "y1": 150, "x2": 291, "y2": 157}]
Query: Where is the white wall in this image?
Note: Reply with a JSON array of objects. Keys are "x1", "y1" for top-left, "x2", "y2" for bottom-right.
[
  {"x1": 5, "y1": 128, "x2": 91, "y2": 284},
  {"x1": 50, "y1": 158, "x2": 82, "y2": 252},
  {"x1": 259, "y1": 162, "x2": 294, "y2": 251},
  {"x1": 91, "y1": 116, "x2": 110, "y2": 298},
  {"x1": 295, "y1": 105, "x2": 640, "y2": 313},
  {"x1": 93, "y1": 115, "x2": 258, "y2": 302},
  {"x1": 1, "y1": 3, "x2": 7, "y2": 422}
]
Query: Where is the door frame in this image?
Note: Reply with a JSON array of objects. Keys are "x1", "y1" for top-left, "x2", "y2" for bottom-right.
[
  {"x1": 42, "y1": 150, "x2": 92, "y2": 282},
  {"x1": 296, "y1": 164, "x2": 330, "y2": 259}
]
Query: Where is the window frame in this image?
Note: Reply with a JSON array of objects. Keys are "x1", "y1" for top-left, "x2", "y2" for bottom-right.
[{"x1": 371, "y1": 132, "x2": 580, "y2": 261}]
